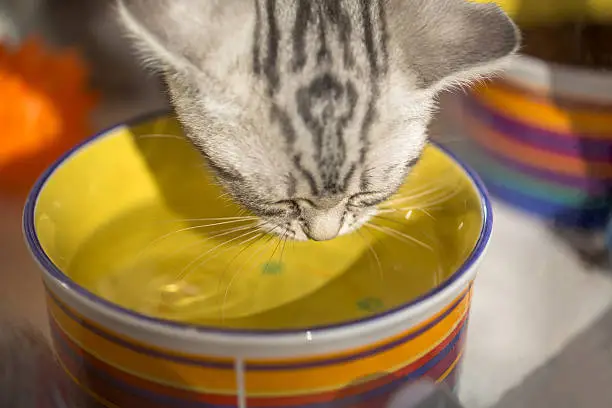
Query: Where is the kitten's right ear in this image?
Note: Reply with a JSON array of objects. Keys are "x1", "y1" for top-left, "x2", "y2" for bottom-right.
[
  {"x1": 386, "y1": 0, "x2": 520, "y2": 90},
  {"x1": 117, "y1": 0, "x2": 247, "y2": 71}
]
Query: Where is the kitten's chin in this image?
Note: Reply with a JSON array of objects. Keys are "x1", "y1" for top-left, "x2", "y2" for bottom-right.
[{"x1": 258, "y1": 210, "x2": 375, "y2": 242}]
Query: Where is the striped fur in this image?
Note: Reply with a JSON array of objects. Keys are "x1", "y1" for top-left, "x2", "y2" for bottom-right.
[{"x1": 117, "y1": 0, "x2": 518, "y2": 241}]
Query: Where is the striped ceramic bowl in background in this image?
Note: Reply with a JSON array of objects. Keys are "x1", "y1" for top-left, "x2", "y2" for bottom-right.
[
  {"x1": 462, "y1": 55, "x2": 612, "y2": 229},
  {"x1": 607, "y1": 215, "x2": 612, "y2": 266}
]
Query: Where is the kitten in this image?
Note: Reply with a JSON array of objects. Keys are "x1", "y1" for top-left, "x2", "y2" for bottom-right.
[{"x1": 117, "y1": 0, "x2": 520, "y2": 241}]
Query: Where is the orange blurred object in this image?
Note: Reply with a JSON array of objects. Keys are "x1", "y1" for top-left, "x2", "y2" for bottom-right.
[{"x1": 0, "y1": 36, "x2": 98, "y2": 196}]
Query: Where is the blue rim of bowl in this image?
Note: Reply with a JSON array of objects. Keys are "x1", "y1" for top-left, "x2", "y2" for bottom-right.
[{"x1": 23, "y1": 110, "x2": 493, "y2": 336}]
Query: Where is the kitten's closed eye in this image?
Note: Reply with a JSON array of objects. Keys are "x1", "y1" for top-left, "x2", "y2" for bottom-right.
[
  {"x1": 118, "y1": 0, "x2": 519, "y2": 241},
  {"x1": 348, "y1": 192, "x2": 392, "y2": 208}
]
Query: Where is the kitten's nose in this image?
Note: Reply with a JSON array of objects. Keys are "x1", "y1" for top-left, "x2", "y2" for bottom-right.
[
  {"x1": 303, "y1": 217, "x2": 342, "y2": 241},
  {"x1": 301, "y1": 199, "x2": 344, "y2": 241}
]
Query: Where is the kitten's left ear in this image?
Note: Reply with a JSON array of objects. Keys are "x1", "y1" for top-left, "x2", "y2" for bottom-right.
[
  {"x1": 117, "y1": 0, "x2": 249, "y2": 71},
  {"x1": 386, "y1": 0, "x2": 520, "y2": 90}
]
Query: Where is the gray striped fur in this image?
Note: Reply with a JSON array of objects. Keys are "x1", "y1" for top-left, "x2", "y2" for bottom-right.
[{"x1": 117, "y1": 0, "x2": 519, "y2": 241}]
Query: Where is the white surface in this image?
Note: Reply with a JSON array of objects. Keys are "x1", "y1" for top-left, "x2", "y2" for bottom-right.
[{"x1": 459, "y1": 202, "x2": 612, "y2": 407}]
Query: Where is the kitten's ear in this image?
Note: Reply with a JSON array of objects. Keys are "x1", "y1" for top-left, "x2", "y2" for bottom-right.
[
  {"x1": 386, "y1": 0, "x2": 520, "y2": 89},
  {"x1": 116, "y1": 0, "x2": 248, "y2": 70}
]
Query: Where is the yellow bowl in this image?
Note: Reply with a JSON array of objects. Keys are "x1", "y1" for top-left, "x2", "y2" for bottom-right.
[{"x1": 24, "y1": 113, "x2": 492, "y2": 407}]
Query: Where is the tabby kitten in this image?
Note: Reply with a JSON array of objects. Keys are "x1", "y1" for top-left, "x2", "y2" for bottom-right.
[{"x1": 118, "y1": 0, "x2": 519, "y2": 241}]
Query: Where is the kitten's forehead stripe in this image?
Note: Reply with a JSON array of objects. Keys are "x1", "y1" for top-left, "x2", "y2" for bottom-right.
[
  {"x1": 292, "y1": 0, "x2": 312, "y2": 72},
  {"x1": 377, "y1": 0, "x2": 389, "y2": 75},
  {"x1": 316, "y1": 5, "x2": 331, "y2": 65},
  {"x1": 296, "y1": 74, "x2": 355, "y2": 163},
  {"x1": 292, "y1": 1, "x2": 354, "y2": 71},
  {"x1": 361, "y1": 0, "x2": 378, "y2": 75},
  {"x1": 287, "y1": 173, "x2": 297, "y2": 197},
  {"x1": 293, "y1": 155, "x2": 319, "y2": 196},
  {"x1": 253, "y1": 0, "x2": 389, "y2": 198},
  {"x1": 270, "y1": 105, "x2": 296, "y2": 146},
  {"x1": 264, "y1": 0, "x2": 280, "y2": 95},
  {"x1": 253, "y1": 0, "x2": 262, "y2": 75},
  {"x1": 358, "y1": 0, "x2": 388, "y2": 192},
  {"x1": 342, "y1": 163, "x2": 357, "y2": 192}
]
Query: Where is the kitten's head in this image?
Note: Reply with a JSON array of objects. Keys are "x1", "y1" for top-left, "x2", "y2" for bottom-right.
[{"x1": 118, "y1": 0, "x2": 519, "y2": 241}]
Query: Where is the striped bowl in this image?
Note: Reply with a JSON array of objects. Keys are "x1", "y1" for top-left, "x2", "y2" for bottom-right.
[
  {"x1": 607, "y1": 216, "x2": 612, "y2": 266},
  {"x1": 463, "y1": 55, "x2": 612, "y2": 229},
  {"x1": 23, "y1": 112, "x2": 492, "y2": 408}
]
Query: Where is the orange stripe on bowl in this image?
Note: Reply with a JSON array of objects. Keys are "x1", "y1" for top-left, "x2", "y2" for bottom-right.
[
  {"x1": 45, "y1": 286, "x2": 469, "y2": 370},
  {"x1": 473, "y1": 84, "x2": 612, "y2": 138},
  {"x1": 50, "y1": 316, "x2": 238, "y2": 405},
  {"x1": 247, "y1": 287, "x2": 472, "y2": 370},
  {"x1": 248, "y1": 316, "x2": 467, "y2": 405},
  {"x1": 44, "y1": 290, "x2": 235, "y2": 368},
  {"x1": 46, "y1": 286, "x2": 471, "y2": 396},
  {"x1": 242, "y1": 294, "x2": 471, "y2": 395},
  {"x1": 47, "y1": 296, "x2": 239, "y2": 394},
  {"x1": 494, "y1": 79, "x2": 612, "y2": 111},
  {"x1": 467, "y1": 117, "x2": 612, "y2": 179}
]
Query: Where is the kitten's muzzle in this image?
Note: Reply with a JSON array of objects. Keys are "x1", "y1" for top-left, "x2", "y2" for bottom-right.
[{"x1": 300, "y1": 204, "x2": 344, "y2": 241}]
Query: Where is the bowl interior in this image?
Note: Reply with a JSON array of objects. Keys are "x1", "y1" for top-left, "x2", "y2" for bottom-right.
[{"x1": 32, "y1": 115, "x2": 485, "y2": 330}]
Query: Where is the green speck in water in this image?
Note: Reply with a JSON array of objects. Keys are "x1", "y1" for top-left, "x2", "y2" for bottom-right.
[
  {"x1": 261, "y1": 261, "x2": 283, "y2": 275},
  {"x1": 357, "y1": 297, "x2": 384, "y2": 313}
]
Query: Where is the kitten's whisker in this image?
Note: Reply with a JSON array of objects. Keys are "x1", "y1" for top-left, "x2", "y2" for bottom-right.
[
  {"x1": 267, "y1": 232, "x2": 286, "y2": 266},
  {"x1": 419, "y1": 208, "x2": 436, "y2": 220},
  {"x1": 221, "y1": 232, "x2": 279, "y2": 321},
  {"x1": 136, "y1": 133, "x2": 185, "y2": 141},
  {"x1": 157, "y1": 223, "x2": 261, "y2": 268},
  {"x1": 396, "y1": 184, "x2": 464, "y2": 211},
  {"x1": 177, "y1": 223, "x2": 260, "y2": 261},
  {"x1": 382, "y1": 180, "x2": 464, "y2": 211},
  {"x1": 372, "y1": 207, "x2": 438, "y2": 225},
  {"x1": 218, "y1": 192, "x2": 233, "y2": 201},
  {"x1": 383, "y1": 183, "x2": 452, "y2": 207},
  {"x1": 139, "y1": 219, "x2": 257, "y2": 251},
  {"x1": 278, "y1": 229, "x2": 289, "y2": 266},
  {"x1": 386, "y1": 182, "x2": 441, "y2": 203},
  {"x1": 386, "y1": 172, "x2": 453, "y2": 200},
  {"x1": 365, "y1": 222, "x2": 433, "y2": 251},
  {"x1": 176, "y1": 226, "x2": 262, "y2": 280},
  {"x1": 215, "y1": 222, "x2": 274, "y2": 296},
  {"x1": 370, "y1": 214, "x2": 411, "y2": 228},
  {"x1": 202, "y1": 230, "x2": 265, "y2": 283},
  {"x1": 165, "y1": 216, "x2": 258, "y2": 223},
  {"x1": 357, "y1": 229, "x2": 383, "y2": 282},
  {"x1": 385, "y1": 168, "x2": 460, "y2": 205},
  {"x1": 436, "y1": 262, "x2": 445, "y2": 287},
  {"x1": 179, "y1": 230, "x2": 263, "y2": 281},
  {"x1": 134, "y1": 220, "x2": 258, "y2": 264}
]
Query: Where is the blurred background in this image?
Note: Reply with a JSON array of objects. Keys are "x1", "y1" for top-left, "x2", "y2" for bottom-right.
[{"x1": 0, "y1": 0, "x2": 611, "y2": 407}]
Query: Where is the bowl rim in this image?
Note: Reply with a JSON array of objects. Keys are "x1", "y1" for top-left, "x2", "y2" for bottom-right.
[
  {"x1": 23, "y1": 110, "x2": 493, "y2": 336},
  {"x1": 502, "y1": 55, "x2": 612, "y2": 103}
]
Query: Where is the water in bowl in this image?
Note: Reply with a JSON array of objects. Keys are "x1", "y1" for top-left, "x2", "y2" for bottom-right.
[
  {"x1": 54, "y1": 123, "x2": 482, "y2": 331},
  {"x1": 67, "y1": 175, "x2": 480, "y2": 330}
]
